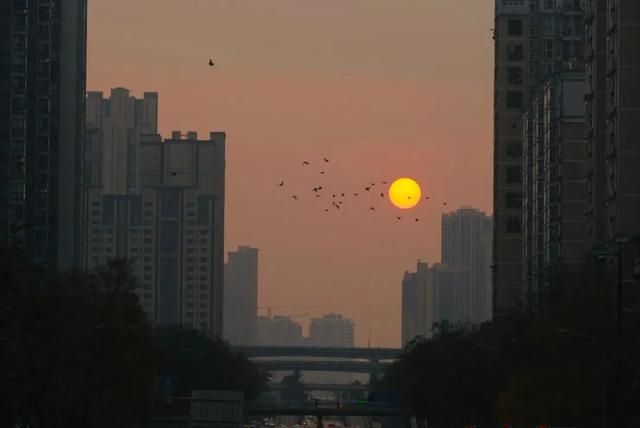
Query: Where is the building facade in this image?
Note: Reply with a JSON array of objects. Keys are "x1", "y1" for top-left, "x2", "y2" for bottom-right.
[
  {"x1": 0, "y1": 0, "x2": 87, "y2": 270},
  {"x1": 522, "y1": 70, "x2": 589, "y2": 313},
  {"x1": 309, "y1": 314, "x2": 354, "y2": 348},
  {"x1": 257, "y1": 315, "x2": 304, "y2": 346},
  {"x1": 442, "y1": 207, "x2": 493, "y2": 323},
  {"x1": 223, "y1": 246, "x2": 259, "y2": 346},
  {"x1": 400, "y1": 261, "x2": 459, "y2": 345},
  {"x1": 493, "y1": 0, "x2": 585, "y2": 316},
  {"x1": 83, "y1": 93, "x2": 226, "y2": 335}
]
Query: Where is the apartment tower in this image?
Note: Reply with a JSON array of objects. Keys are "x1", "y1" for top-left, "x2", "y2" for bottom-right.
[{"x1": 0, "y1": 0, "x2": 87, "y2": 270}]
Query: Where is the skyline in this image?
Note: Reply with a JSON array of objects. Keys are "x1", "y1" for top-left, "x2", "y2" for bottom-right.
[{"x1": 87, "y1": 0, "x2": 494, "y2": 347}]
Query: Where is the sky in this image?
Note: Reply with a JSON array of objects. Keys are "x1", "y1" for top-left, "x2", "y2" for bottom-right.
[{"x1": 88, "y1": 0, "x2": 494, "y2": 348}]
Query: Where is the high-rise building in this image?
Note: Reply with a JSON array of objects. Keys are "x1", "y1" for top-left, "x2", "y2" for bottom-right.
[
  {"x1": 522, "y1": 69, "x2": 588, "y2": 313},
  {"x1": 1, "y1": 0, "x2": 87, "y2": 270},
  {"x1": 309, "y1": 314, "x2": 354, "y2": 348},
  {"x1": 400, "y1": 261, "x2": 457, "y2": 345},
  {"x1": 223, "y1": 246, "x2": 259, "y2": 346},
  {"x1": 585, "y1": 0, "x2": 640, "y2": 247},
  {"x1": 493, "y1": 0, "x2": 584, "y2": 316},
  {"x1": 83, "y1": 96, "x2": 226, "y2": 335},
  {"x1": 442, "y1": 207, "x2": 493, "y2": 323},
  {"x1": 257, "y1": 315, "x2": 303, "y2": 346}
]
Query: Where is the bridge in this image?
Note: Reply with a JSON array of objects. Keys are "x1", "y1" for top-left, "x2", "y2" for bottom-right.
[
  {"x1": 268, "y1": 383, "x2": 368, "y2": 392},
  {"x1": 234, "y1": 346, "x2": 402, "y2": 361},
  {"x1": 245, "y1": 401, "x2": 409, "y2": 417},
  {"x1": 255, "y1": 360, "x2": 389, "y2": 373}
]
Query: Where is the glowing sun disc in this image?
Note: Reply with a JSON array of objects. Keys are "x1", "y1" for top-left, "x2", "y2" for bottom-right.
[{"x1": 389, "y1": 178, "x2": 422, "y2": 209}]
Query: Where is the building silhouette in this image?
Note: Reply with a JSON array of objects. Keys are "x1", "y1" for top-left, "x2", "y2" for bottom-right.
[
  {"x1": 83, "y1": 89, "x2": 225, "y2": 335},
  {"x1": 493, "y1": 0, "x2": 585, "y2": 316},
  {"x1": 442, "y1": 207, "x2": 493, "y2": 323},
  {"x1": 401, "y1": 261, "x2": 458, "y2": 344},
  {"x1": 223, "y1": 246, "x2": 259, "y2": 346},
  {"x1": 257, "y1": 315, "x2": 303, "y2": 346},
  {"x1": 0, "y1": 0, "x2": 87, "y2": 271},
  {"x1": 522, "y1": 69, "x2": 589, "y2": 313},
  {"x1": 585, "y1": 0, "x2": 640, "y2": 247}
]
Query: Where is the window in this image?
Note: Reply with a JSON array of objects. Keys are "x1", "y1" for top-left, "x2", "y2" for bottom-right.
[
  {"x1": 506, "y1": 192, "x2": 522, "y2": 209},
  {"x1": 544, "y1": 0, "x2": 555, "y2": 9},
  {"x1": 507, "y1": 44, "x2": 524, "y2": 61},
  {"x1": 544, "y1": 16, "x2": 555, "y2": 35},
  {"x1": 544, "y1": 40, "x2": 554, "y2": 60},
  {"x1": 507, "y1": 19, "x2": 523, "y2": 36},
  {"x1": 507, "y1": 67, "x2": 523, "y2": 85},
  {"x1": 506, "y1": 217, "x2": 522, "y2": 233},
  {"x1": 506, "y1": 91, "x2": 522, "y2": 109},
  {"x1": 507, "y1": 166, "x2": 522, "y2": 183}
]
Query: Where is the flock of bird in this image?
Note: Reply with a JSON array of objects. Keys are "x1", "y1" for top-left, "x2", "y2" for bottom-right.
[
  {"x1": 277, "y1": 158, "x2": 449, "y2": 223},
  {"x1": 208, "y1": 57, "x2": 450, "y2": 221}
]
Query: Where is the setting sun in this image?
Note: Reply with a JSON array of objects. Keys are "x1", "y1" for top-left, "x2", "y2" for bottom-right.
[{"x1": 389, "y1": 178, "x2": 422, "y2": 209}]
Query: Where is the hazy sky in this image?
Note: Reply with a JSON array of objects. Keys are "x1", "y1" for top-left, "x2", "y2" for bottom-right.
[{"x1": 88, "y1": 0, "x2": 494, "y2": 347}]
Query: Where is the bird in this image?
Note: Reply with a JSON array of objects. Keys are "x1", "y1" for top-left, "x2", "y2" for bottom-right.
[
  {"x1": 380, "y1": 193, "x2": 384, "y2": 198},
  {"x1": 335, "y1": 205, "x2": 341, "y2": 210},
  {"x1": 208, "y1": 58, "x2": 215, "y2": 66},
  {"x1": 315, "y1": 195, "x2": 320, "y2": 198},
  {"x1": 425, "y1": 196, "x2": 430, "y2": 200},
  {"x1": 341, "y1": 193, "x2": 345, "y2": 197},
  {"x1": 313, "y1": 187, "x2": 319, "y2": 192},
  {"x1": 365, "y1": 187, "x2": 371, "y2": 191},
  {"x1": 369, "y1": 207, "x2": 376, "y2": 211},
  {"x1": 279, "y1": 181, "x2": 285, "y2": 187},
  {"x1": 292, "y1": 195, "x2": 298, "y2": 200},
  {"x1": 318, "y1": 186, "x2": 323, "y2": 191},
  {"x1": 381, "y1": 181, "x2": 388, "y2": 184},
  {"x1": 370, "y1": 183, "x2": 376, "y2": 186},
  {"x1": 354, "y1": 193, "x2": 359, "y2": 197},
  {"x1": 407, "y1": 196, "x2": 412, "y2": 200},
  {"x1": 303, "y1": 161, "x2": 310, "y2": 166},
  {"x1": 332, "y1": 193, "x2": 336, "y2": 198},
  {"x1": 325, "y1": 209, "x2": 329, "y2": 212},
  {"x1": 339, "y1": 201, "x2": 343, "y2": 205},
  {"x1": 415, "y1": 218, "x2": 420, "y2": 222},
  {"x1": 396, "y1": 216, "x2": 402, "y2": 220},
  {"x1": 443, "y1": 202, "x2": 448, "y2": 206},
  {"x1": 323, "y1": 158, "x2": 330, "y2": 163},
  {"x1": 320, "y1": 171, "x2": 326, "y2": 175}
]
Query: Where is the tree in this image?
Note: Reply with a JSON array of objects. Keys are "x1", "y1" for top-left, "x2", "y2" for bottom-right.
[
  {"x1": 280, "y1": 369, "x2": 307, "y2": 402},
  {"x1": 0, "y1": 252, "x2": 158, "y2": 428},
  {"x1": 153, "y1": 327, "x2": 269, "y2": 404}
]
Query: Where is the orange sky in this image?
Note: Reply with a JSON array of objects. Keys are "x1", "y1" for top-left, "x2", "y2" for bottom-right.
[{"x1": 88, "y1": 0, "x2": 494, "y2": 347}]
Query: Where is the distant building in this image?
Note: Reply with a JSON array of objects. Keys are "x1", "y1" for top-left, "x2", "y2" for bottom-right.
[
  {"x1": 83, "y1": 92, "x2": 226, "y2": 335},
  {"x1": 522, "y1": 70, "x2": 588, "y2": 313},
  {"x1": 492, "y1": 0, "x2": 585, "y2": 317},
  {"x1": 309, "y1": 314, "x2": 354, "y2": 348},
  {"x1": 0, "y1": 0, "x2": 87, "y2": 271},
  {"x1": 257, "y1": 315, "x2": 303, "y2": 346},
  {"x1": 223, "y1": 246, "x2": 259, "y2": 346},
  {"x1": 442, "y1": 207, "x2": 493, "y2": 323},
  {"x1": 401, "y1": 261, "x2": 458, "y2": 344}
]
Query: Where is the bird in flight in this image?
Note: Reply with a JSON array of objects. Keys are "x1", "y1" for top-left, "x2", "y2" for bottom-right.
[
  {"x1": 407, "y1": 196, "x2": 412, "y2": 200},
  {"x1": 332, "y1": 193, "x2": 336, "y2": 198},
  {"x1": 279, "y1": 181, "x2": 285, "y2": 187},
  {"x1": 396, "y1": 216, "x2": 402, "y2": 220},
  {"x1": 443, "y1": 202, "x2": 448, "y2": 206},
  {"x1": 315, "y1": 194, "x2": 320, "y2": 198},
  {"x1": 380, "y1": 193, "x2": 384, "y2": 198},
  {"x1": 303, "y1": 161, "x2": 310, "y2": 166},
  {"x1": 208, "y1": 59, "x2": 215, "y2": 66},
  {"x1": 365, "y1": 187, "x2": 371, "y2": 191},
  {"x1": 415, "y1": 218, "x2": 420, "y2": 222},
  {"x1": 313, "y1": 187, "x2": 319, "y2": 193},
  {"x1": 369, "y1": 207, "x2": 376, "y2": 211},
  {"x1": 381, "y1": 181, "x2": 388, "y2": 184},
  {"x1": 292, "y1": 195, "x2": 298, "y2": 200},
  {"x1": 320, "y1": 171, "x2": 325, "y2": 175},
  {"x1": 325, "y1": 209, "x2": 329, "y2": 212},
  {"x1": 354, "y1": 193, "x2": 359, "y2": 197},
  {"x1": 323, "y1": 158, "x2": 330, "y2": 163},
  {"x1": 425, "y1": 196, "x2": 430, "y2": 200},
  {"x1": 341, "y1": 193, "x2": 345, "y2": 197}
]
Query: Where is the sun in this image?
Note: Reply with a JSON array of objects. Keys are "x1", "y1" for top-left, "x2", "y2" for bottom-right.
[{"x1": 389, "y1": 178, "x2": 422, "y2": 209}]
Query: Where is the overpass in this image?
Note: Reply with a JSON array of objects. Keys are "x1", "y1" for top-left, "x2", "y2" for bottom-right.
[
  {"x1": 268, "y1": 383, "x2": 368, "y2": 392},
  {"x1": 255, "y1": 360, "x2": 389, "y2": 373},
  {"x1": 245, "y1": 401, "x2": 409, "y2": 417},
  {"x1": 234, "y1": 346, "x2": 402, "y2": 361}
]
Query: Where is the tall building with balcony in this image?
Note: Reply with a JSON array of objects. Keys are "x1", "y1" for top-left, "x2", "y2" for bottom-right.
[
  {"x1": 0, "y1": 0, "x2": 87, "y2": 270},
  {"x1": 522, "y1": 69, "x2": 589, "y2": 313},
  {"x1": 493, "y1": 0, "x2": 584, "y2": 316},
  {"x1": 442, "y1": 207, "x2": 493, "y2": 323},
  {"x1": 83, "y1": 93, "x2": 226, "y2": 335},
  {"x1": 223, "y1": 246, "x2": 259, "y2": 346},
  {"x1": 584, "y1": 0, "x2": 640, "y2": 247}
]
